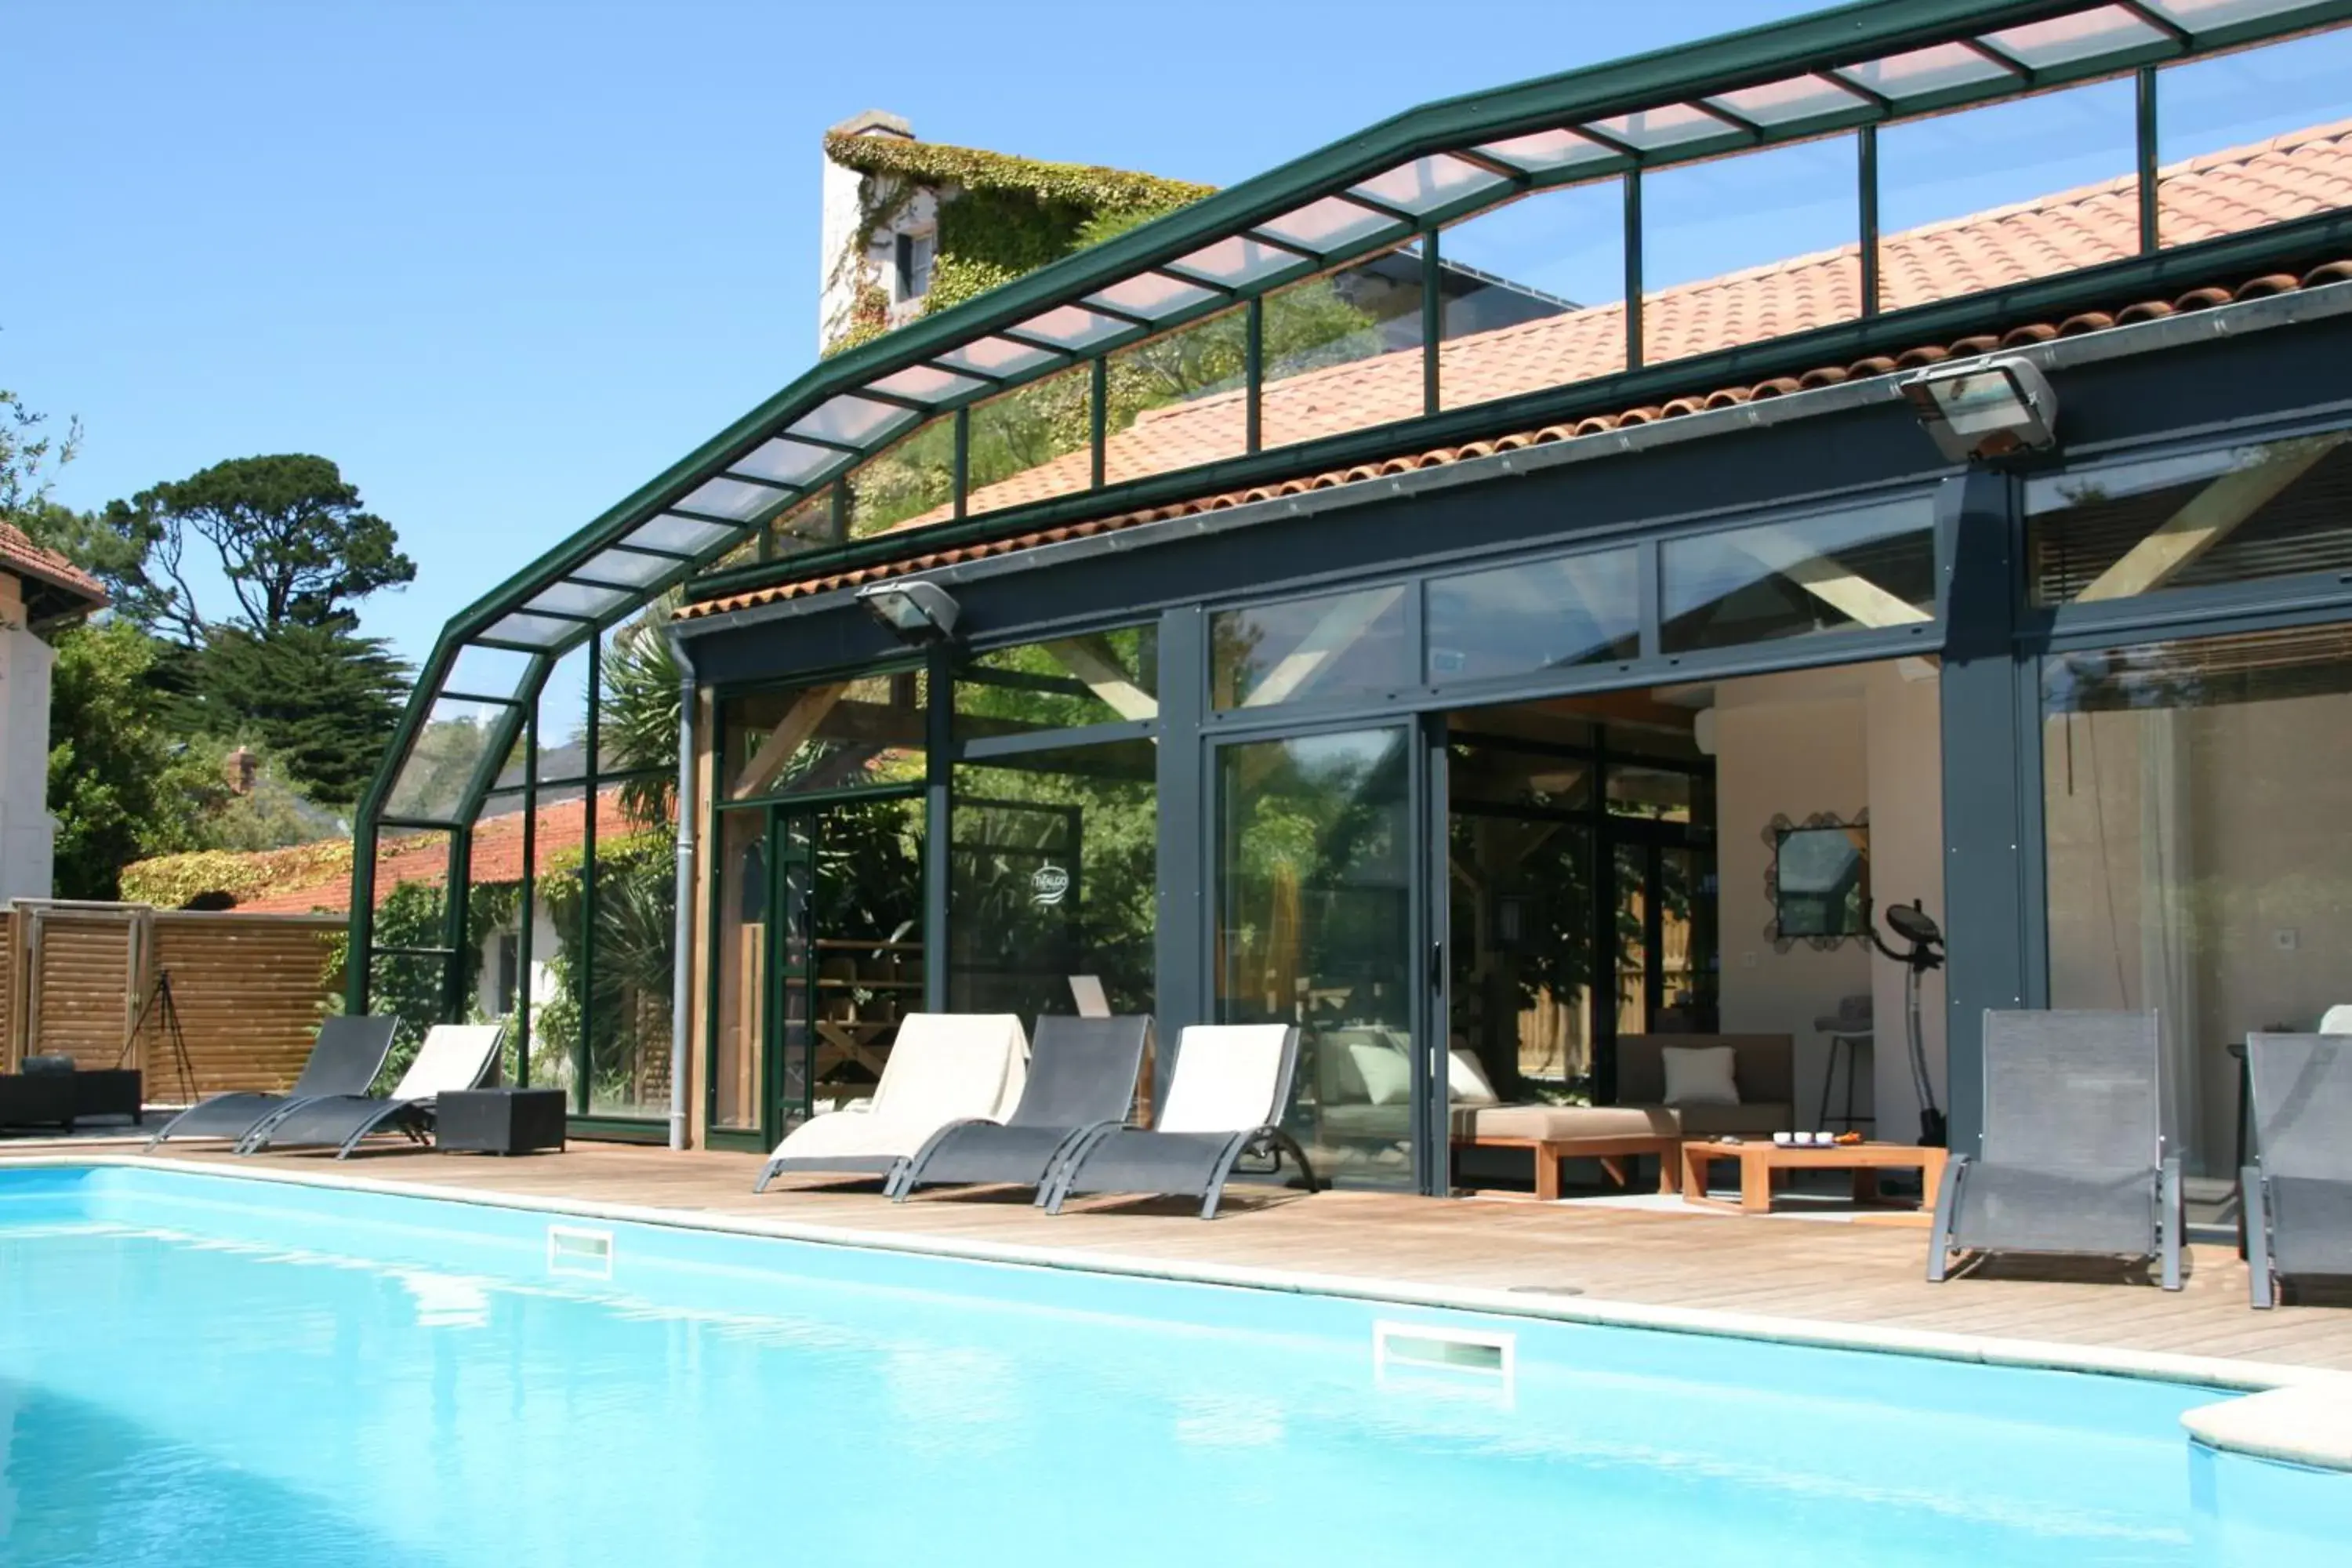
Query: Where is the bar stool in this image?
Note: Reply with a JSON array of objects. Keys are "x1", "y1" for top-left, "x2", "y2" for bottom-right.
[{"x1": 1814, "y1": 994, "x2": 1875, "y2": 1134}]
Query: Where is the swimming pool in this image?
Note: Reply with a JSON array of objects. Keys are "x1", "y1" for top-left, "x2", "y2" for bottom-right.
[{"x1": 0, "y1": 1163, "x2": 2338, "y2": 1566}]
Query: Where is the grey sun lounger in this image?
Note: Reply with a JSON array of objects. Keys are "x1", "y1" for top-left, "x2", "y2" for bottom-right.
[
  {"x1": 145, "y1": 1014, "x2": 399, "y2": 1151},
  {"x1": 891, "y1": 1014, "x2": 1153, "y2": 1201},
  {"x1": 2242, "y1": 1031, "x2": 2352, "y2": 1309},
  {"x1": 237, "y1": 1022, "x2": 506, "y2": 1158},
  {"x1": 1044, "y1": 1023, "x2": 1318, "y2": 1220},
  {"x1": 1928, "y1": 1009, "x2": 2183, "y2": 1290}
]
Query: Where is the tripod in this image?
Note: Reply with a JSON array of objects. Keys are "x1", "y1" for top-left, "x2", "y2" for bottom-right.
[{"x1": 122, "y1": 969, "x2": 198, "y2": 1107}]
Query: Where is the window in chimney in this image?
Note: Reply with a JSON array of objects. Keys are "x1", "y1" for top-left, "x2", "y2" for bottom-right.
[{"x1": 895, "y1": 229, "x2": 935, "y2": 303}]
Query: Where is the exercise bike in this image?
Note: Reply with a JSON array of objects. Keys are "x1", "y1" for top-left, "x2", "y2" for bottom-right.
[{"x1": 1867, "y1": 899, "x2": 1948, "y2": 1148}]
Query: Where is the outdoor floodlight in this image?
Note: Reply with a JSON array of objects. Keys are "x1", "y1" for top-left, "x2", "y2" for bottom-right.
[
  {"x1": 856, "y1": 578, "x2": 961, "y2": 645},
  {"x1": 1900, "y1": 356, "x2": 2057, "y2": 463}
]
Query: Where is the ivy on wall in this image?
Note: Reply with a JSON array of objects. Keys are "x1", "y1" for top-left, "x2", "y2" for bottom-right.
[{"x1": 821, "y1": 131, "x2": 1213, "y2": 353}]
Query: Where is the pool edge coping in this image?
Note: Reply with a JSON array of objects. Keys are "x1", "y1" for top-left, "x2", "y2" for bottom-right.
[{"x1": 10, "y1": 1152, "x2": 2350, "y2": 1473}]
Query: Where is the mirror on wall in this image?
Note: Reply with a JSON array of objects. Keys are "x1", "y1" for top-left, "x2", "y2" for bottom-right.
[{"x1": 1770, "y1": 820, "x2": 1870, "y2": 941}]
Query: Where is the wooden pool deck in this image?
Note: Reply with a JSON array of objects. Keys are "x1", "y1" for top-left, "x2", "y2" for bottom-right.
[{"x1": 24, "y1": 1141, "x2": 2352, "y2": 1377}]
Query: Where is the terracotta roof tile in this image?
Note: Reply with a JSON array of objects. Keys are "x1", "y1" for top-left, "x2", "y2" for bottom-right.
[
  {"x1": 681, "y1": 120, "x2": 2352, "y2": 626},
  {"x1": 230, "y1": 789, "x2": 646, "y2": 916},
  {"x1": 0, "y1": 522, "x2": 106, "y2": 609}
]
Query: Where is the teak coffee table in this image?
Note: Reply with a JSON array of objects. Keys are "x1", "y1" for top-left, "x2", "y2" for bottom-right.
[{"x1": 1680, "y1": 1139, "x2": 1948, "y2": 1215}]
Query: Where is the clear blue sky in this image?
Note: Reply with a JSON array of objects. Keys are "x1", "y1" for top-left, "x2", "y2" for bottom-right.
[
  {"x1": 5, "y1": 0, "x2": 1821, "y2": 688},
  {"x1": 13, "y1": 0, "x2": 2341, "y2": 720}
]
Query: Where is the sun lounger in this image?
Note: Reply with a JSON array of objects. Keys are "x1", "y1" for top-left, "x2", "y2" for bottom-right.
[
  {"x1": 1044, "y1": 1024, "x2": 1316, "y2": 1219},
  {"x1": 2242, "y1": 1031, "x2": 2352, "y2": 1309},
  {"x1": 891, "y1": 1014, "x2": 1152, "y2": 1201},
  {"x1": 1927, "y1": 1009, "x2": 2183, "y2": 1290},
  {"x1": 236, "y1": 1022, "x2": 506, "y2": 1157},
  {"x1": 753, "y1": 1013, "x2": 1028, "y2": 1193},
  {"x1": 144, "y1": 1014, "x2": 398, "y2": 1151}
]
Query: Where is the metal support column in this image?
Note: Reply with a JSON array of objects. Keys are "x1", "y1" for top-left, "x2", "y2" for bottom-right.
[
  {"x1": 1154, "y1": 605, "x2": 1209, "y2": 1106},
  {"x1": 1936, "y1": 467, "x2": 2031, "y2": 1156}
]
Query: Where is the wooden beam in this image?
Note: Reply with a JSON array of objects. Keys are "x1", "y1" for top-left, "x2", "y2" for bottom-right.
[
  {"x1": 1732, "y1": 527, "x2": 1931, "y2": 629},
  {"x1": 2077, "y1": 434, "x2": 2344, "y2": 603},
  {"x1": 1043, "y1": 636, "x2": 1158, "y2": 721},
  {"x1": 1242, "y1": 586, "x2": 1407, "y2": 708},
  {"x1": 729, "y1": 684, "x2": 846, "y2": 800}
]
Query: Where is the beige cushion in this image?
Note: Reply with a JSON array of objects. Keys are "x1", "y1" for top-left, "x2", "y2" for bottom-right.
[
  {"x1": 1661, "y1": 1044, "x2": 1740, "y2": 1106},
  {"x1": 1346, "y1": 1040, "x2": 1410, "y2": 1106},
  {"x1": 1448, "y1": 1049, "x2": 1501, "y2": 1106},
  {"x1": 1456, "y1": 1103, "x2": 1679, "y2": 1142}
]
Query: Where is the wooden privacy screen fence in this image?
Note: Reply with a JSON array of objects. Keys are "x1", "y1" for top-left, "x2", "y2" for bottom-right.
[{"x1": 0, "y1": 902, "x2": 343, "y2": 1104}]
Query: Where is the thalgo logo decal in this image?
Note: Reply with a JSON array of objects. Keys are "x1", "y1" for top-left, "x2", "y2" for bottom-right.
[{"x1": 1030, "y1": 864, "x2": 1071, "y2": 907}]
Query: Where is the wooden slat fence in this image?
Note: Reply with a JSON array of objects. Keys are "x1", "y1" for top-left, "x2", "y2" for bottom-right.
[{"x1": 2, "y1": 902, "x2": 343, "y2": 1103}]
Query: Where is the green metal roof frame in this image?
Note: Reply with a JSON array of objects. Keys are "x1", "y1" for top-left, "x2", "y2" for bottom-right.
[{"x1": 349, "y1": 0, "x2": 2352, "y2": 1010}]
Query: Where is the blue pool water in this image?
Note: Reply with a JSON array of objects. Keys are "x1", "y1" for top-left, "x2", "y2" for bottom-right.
[{"x1": 0, "y1": 1166, "x2": 2339, "y2": 1567}]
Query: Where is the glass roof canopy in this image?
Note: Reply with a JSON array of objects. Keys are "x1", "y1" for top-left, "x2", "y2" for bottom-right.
[{"x1": 350, "y1": 0, "x2": 2352, "y2": 1007}]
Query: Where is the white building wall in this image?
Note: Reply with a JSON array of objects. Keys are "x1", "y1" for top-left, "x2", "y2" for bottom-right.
[
  {"x1": 817, "y1": 111, "x2": 939, "y2": 353},
  {"x1": 1709, "y1": 659, "x2": 1946, "y2": 1138},
  {"x1": 0, "y1": 574, "x2": 59, "y2": 902}
]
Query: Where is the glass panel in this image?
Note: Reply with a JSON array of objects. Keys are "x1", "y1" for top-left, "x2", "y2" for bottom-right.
[
  {"x1": 1449, "y1": 788, "x2": 1597, "y2": 1106},
  {"x1": 1608, "y1": 764, "x2": 1700, "y2": 824},
  {"x1": 1210, "y1": 586, "x2": 1412, "y2": 710},
  {"x1": 1980, "y1": 7, "x2": 2169, "y2": 69},
  {"x1": 386, "y1": 699, "x2": 512, "y2": 821},
  {"x1": 1583, "y1": 103, "x2": 1732, "y2": 151},
  {"x1": 1834, "y1": 42, "x2": 2015, "y2": 103},
  {"x1": 954, "y1": 625, "x2": 1160, "y2": 739},
  {"x1": 1642, "y1": 134, "x2": 1858, "y2": 365},
  {"x1": 1447, "y1": 737, "x2": 1594, "y2": 811},
  {"x1": 935, "y1": 336, "x2": 1062, "y2": 379},
  {"x1": 625, "y1": 514, "x2": 735, "y2": 556},
  {"x1": 565, "y1": 815, "x2": 677, "y2": 1120},
  {"x1": 720, "y1": 670, "x2": 927, "y2": 800},
  {"x1": 1258, "y1": 252, "x2": 1423, "y2": 449},
  {"x1": 1426, "y1": 546, "x2": 1639, "y2": 683},
  {"x1": 1011, "y1": 304, "x2": 1131, "y2": 351},
  {"x1": 533, "y1": 642, "x2": 593, "y2": 784},
  {"x1": 1349, "y1": 154, "x2": 1508, "y2": 217},
  {"x1": 761, "y1": 487, "x2": 840, "y2": 559},
  {"x1": 1164, "y1": 234, "x2": 1308, "y2": 289},
  {"x1": 1439, "y1": 179, "x2": 1624, "y2": 408},
  {"x1": 710, "y1": 808, "x2": 770, "y2": 1132},
  {"x1": 865, "y1": 364, "x2": 985, "y2": 403},
  {"x1": 2148, "y1": 0, "x2": 2335, "y2": 26},
  {"x1": 806, "y1": 797, "x2": 926, "y2": 1116},
  {"x1": 842, "y1": 414, "x2": 955, "y2": 538},
  {"x1": 575, "y1": 547, "x2": 676, "y2": 589},
  {"x1": 1877, "y1": 79, "x2": 2138, "y2": 310},
  {"x1": 1704, "y1": 74, "x2": 1869, "y2": 127},
  {"x1": 789, "y1": 394, "x2": 916, "y2": 448},
  {"x1": 2042, "y1": 622, "x2": 2352, "y2": 1175},
  {"x1": 483, "y1": 611, "x2": 579, "y2": 648},
  {"x1": 445, "y1": 644, "x2": 535, "y2": 699},
  {"x1": 2156, "y1": 30, "x2": 2352, "y2": 249},
  {"x1": 949, "y1": 739, "x2": 1158, "y2": 1021},
  {"x1": 730, "y1": 437, "x2": 843, "y2": 488},
  {"x1": 1217, "y1": 728, "x2": 1414, "y2": 1190},
  {"x1": 1661, "y1": 497, "x2": 1938, "y2": 655},
  {"x1": 966, "y1": 359, "x2": 1094, "y2": 519},
  {"x1": 1084, "y1": 272, "x2": 1218, "y2": 321},
  {"x1": 1474, "y1": 128, "x2": 1618, "y2": 175},
  {"x1": 527, "y1": 581, "x2": 633, "y2": 620},
  {"x1": 1256, "y1": 197, "x2": 1407, "y2": 256},
  {"x1": 1100, "y1": 302, "x2": 1248, "y2": 485},
  {"x1": 677, "y1": 476, "x2": 782, "y2": 524},
  {"x1": 2025, "y1": 428, "x2": 2352, "y2": 604}
]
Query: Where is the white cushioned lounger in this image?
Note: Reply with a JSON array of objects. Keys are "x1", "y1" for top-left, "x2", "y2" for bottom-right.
[{"x1": 754, "y1": 1014, "x2": 1028, "y2": 1192}]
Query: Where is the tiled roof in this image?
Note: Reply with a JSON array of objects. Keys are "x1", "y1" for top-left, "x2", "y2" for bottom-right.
[
  {"x1": 680, "y1": 119, "x2": 2352, "y2": 624},
  {"x1": 231, "y1": 789, "x2": 646, "y2": 916},
  {"x1": 0, "y1": 522, "x2": 107, "y2": 610}
]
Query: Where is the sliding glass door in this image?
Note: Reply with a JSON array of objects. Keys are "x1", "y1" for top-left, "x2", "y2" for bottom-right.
[{"x1": 1213, "y1": 724, "x2": 1435, "y2": 1192}]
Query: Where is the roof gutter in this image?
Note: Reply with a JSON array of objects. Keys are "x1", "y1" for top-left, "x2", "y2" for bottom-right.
[{"x1": 677, "y1": 279, "x2": 2352, "y2": 641}]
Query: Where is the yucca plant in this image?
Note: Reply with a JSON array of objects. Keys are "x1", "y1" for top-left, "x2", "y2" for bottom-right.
[{"x1": 597, "y1": 591, "x2": 681, "y2": 827}]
